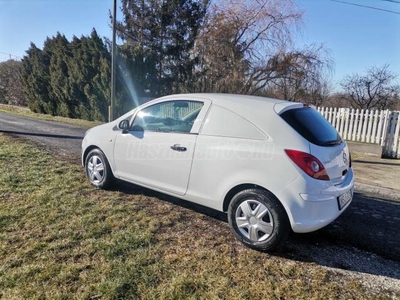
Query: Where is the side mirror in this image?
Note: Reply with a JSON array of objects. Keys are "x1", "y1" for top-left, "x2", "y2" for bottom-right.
[
  {"x1": 118, "y1": 119, "x2": 130, "y2": 134},
  {"x1": 131, "y1": 125, "x2": 144, "y2": 132}
]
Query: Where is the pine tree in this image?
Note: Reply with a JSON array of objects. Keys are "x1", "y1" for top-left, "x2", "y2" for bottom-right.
[
  {"x1": 21, "y1": 43, "x2": 53, "y2": 114},
  {"x1": 21, "y1": 31, "x2": 111, "y2": 121},
  {"x1": 85, "y1": 29, "x2": 111, "y2": 121},
  {"x1": 45, "y1": 33, "x2": 72, "y2": 117},
  {"x1": 117, "y1": 0, "x2": 208, "y2": 97}
]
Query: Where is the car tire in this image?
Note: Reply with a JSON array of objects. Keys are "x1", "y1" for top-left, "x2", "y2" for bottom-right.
[
  {"x1": 228, "y1": 188, "x2": 290, "y2": 252},
  {"x1": 85, "y1": 148, "x2": 114, "y2": 190}
]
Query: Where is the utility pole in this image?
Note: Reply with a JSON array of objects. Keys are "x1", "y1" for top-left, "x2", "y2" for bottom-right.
[{"x1": 110, "y1": 0, "x2": 117, "y2": 122}]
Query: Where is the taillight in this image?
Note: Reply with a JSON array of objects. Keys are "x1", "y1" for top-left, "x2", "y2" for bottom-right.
[{"x1": 285, "y1": 149, "x2": 330, "y2": 181}]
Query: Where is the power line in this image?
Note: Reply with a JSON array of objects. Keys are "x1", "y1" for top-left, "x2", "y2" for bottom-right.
[
  {"x1": 331, "y1": 0, "x2": 400, "y2": 14},
  {"x1": 0, "y1": 51, "x2": 21, "y2": 60},
  {"x1": 380, "y1": 0, "x2": 400, "y2": 4}
]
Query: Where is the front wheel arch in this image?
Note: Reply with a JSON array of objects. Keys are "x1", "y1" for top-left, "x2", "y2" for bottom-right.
[
  {"x1": 83, "y1": 145, "x2": 99, "y2": 167},
  {"x1": 84, "y1": 148, "x2": 114, "y2": 189}
]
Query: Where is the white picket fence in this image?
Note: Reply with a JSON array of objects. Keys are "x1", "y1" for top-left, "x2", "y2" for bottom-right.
[{"x1": 316, "y1": 107, "x2": 400, "y2": 159}]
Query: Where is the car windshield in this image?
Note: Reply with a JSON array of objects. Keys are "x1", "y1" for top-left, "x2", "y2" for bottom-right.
[{"x1": 280, "y1": 107, "x2": 342, "y2": 146}]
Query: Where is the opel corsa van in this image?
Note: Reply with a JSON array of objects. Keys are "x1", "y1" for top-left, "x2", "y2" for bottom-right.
[{"x1": 82, "y1": 94, "x2": 354, "y2": 251}]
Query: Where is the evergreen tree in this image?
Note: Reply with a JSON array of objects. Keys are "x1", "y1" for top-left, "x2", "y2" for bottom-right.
[
  {"x1": 69, "y1": 29, "x2": 111, "y2": 121},
  {"x1": 117, "y1": 0, "x2": 208, "y2": 97},
  {"x1": 84, "y1": 29, "x2": 111, "y2": 121},
  {"x1": 21, "y1": 43, "x2": 53, "y2": 114},
  {"x1": 20, "y1": 30, "x2": 111, "y2": 121},
  {"x1": 68, "y1": 35, "x2": 90, "y2": 119},
  {"x1": 45, "y1": 33, "x2": 72, "y2": 117}
]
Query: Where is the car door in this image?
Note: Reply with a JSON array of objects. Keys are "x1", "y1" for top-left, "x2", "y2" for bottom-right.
[{"x1": 113, "y1": 99, "x2": 211, "y2": 196}]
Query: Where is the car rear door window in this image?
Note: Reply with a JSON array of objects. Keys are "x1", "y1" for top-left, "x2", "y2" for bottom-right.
[{"x1": 280, "y1": 107, "x2": 341, "y2": 146}]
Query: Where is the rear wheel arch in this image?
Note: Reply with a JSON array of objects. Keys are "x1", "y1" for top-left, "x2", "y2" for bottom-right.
[
  {"x1": 223, "y1": 184, "x2": 287, "y2": 216},
  {"x1": 227, "y1": 188, "x2": 291, "y2": 251},
  {"x1": 223, "y1": 184, "x2": 259, "y2": 212}
]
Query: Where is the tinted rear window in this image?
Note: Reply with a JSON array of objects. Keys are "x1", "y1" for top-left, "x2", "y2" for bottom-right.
[{"x1": 280, "y1": 107, "x2": 341, "y2": 146}]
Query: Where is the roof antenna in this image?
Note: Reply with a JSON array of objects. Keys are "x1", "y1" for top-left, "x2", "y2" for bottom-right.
[{"x1": 288, "y1": 87, "x2": 301, "y2": 102}]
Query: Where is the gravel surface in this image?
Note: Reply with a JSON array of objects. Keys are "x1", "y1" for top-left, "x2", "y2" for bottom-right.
[{"x1": 1, "y1": 111, "x2": 399, "y2": 297}]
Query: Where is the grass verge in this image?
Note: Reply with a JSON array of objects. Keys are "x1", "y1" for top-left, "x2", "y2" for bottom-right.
[
  {"x1": 0, "y1": 104, "x2": 102, "y2": 128},
  {"x1": 0, "y1": 134, "x2": 396, "y2": 299}
]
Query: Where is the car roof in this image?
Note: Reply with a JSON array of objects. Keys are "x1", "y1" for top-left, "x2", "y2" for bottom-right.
[
  {"x1": 157, "y1": 93, "x2": 302, "y2": 123},
  {"x1": 159, "y1": 93, "x2": 285, "y2": 107}
]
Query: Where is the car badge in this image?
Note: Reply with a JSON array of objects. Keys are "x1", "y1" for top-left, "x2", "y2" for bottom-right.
[{"x1": 343, "y1": 152, "x2": 348, "y2": 164}]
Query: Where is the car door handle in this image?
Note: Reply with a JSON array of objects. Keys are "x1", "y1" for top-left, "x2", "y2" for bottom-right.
[{"x1": 170, "y1": 144, "x2": 187, "y2": 152}]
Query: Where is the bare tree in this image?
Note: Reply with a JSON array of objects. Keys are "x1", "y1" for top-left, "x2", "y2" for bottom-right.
[
  {"x1": 265, "y1": 45, "x2": 333, "y2": 104},
  {"x1": 194, "y1": 0, "x2": 302, "y2": 93},
  {"x1": 194, "y1": 0, "x2": 332, "y2": 98},
  {"x1": 340, "y1": 65, "x2": 399, "y2": 110},
  {"x1": 0, "y1": 60, "x2": 26, "y2": 106},
  {"x1": 323, "y1": 92, "x2": 350, "y2": 108},
  {"x1": 194, "y1": 8, "x2": 251, "y2": 93}
]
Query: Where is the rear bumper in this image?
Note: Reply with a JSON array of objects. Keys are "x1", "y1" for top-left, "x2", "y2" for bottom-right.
[{"x1": 277, "y1": 168, "x2": 354, "y2": 233}]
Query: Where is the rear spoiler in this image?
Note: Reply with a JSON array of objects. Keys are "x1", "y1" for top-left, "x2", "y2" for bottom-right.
[{"x1": 273, "y1": 102, "x2": 304, "y2": 115}]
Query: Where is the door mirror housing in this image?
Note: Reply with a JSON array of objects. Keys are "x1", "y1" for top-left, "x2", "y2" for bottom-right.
[{"x1": 118, "y1": 119, "x2": 130, "y2": 134}]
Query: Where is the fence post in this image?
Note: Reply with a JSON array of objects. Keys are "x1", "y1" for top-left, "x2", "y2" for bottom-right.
[
  {"x1": 353, "y1": 109, "x2": 359, "y2": 141},
  {"x1": 348, "y1": 108, "x2": 354, "y2": 141},
  {"x1": 356, "y1": 109, "x2": 363, "y2": 142},
  {"x1": 371, "y1": 110, "x2": 379, "y2": 144},
  {"x1": 366, "y1": 109, "x2": 373, "y2": 143},
  {"x1": 384, "y1": 112, "x2": 396, "y2": 158},
  {"x1": 343, "y1": 108, "x2": 349, "y2": 140},
  {"x1": 376, "y1": 110, "x2": 385, "y2": 145},
  {"x1": 337, "y1": 108, "x2": 343, "y2": 136},
  {"x1": 361, "y1": 109, "x2": 369, "y2": 143},
  {"x1": 381, "y1": 110, "x2": 391, "y2": 147},
  {"x1": 392, "y1": 112, "x2": 400, "y2": 158},
  {"x1": 332, "y1": 107, "x2": 337, "y2": 128}
]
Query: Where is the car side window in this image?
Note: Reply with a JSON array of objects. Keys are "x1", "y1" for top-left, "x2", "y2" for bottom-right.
[{"x1": 131, "y1": 101, "x2": 204, "y2": 133}]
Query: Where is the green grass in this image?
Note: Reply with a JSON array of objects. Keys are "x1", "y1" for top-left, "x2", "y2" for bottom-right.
[
  {"x1": 0, "y1": 104, "x2": 103, "y2": 128},
  {"x1": 0, "y1": 134, "x2": 397, "y2": 299}
]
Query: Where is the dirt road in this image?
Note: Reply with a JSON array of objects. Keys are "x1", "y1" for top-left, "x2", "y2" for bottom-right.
[{"x1": 0, "y1": 111, "x2": 86, "y2": 158}]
